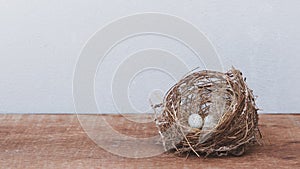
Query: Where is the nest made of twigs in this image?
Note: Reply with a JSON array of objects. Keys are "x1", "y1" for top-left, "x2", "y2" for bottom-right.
[{"x1": 153, "y1": 67, "x2": 261, "y2": 157}]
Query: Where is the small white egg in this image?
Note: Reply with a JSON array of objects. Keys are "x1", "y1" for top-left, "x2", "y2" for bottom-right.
[
  {"x1": 199, "y1": 114, "x2": 218, "y2": 143},
  {"x1": 204, "y1": 114, "x2": 218, "y2": 129},
  {"x1": 188, "y1": 114, "x2": 203, "y2": 128}
]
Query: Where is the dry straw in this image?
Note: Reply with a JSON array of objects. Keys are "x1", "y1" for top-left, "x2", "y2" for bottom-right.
[{"x1": 153, "y1": 67, "x2": 261, "y2": 157}]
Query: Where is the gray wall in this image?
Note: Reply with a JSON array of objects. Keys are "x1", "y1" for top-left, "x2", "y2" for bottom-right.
[{"x1": 1, "y1": 0, "x2": 299, "y2": 114}]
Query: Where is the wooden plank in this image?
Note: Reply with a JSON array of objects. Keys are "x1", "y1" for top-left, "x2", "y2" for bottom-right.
[{"x1": 0, "y1": 114, "x2": 299, "y2": 169}]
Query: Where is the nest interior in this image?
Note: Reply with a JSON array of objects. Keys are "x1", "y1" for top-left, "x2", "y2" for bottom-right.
[{"x1": 153, "y1": 68, "x2": 261, "y2": 157}]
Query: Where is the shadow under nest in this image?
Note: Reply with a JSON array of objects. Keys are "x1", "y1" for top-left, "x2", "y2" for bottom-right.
[{"x1": 153, "y1": 67, "x2": 261, "y2": 157}]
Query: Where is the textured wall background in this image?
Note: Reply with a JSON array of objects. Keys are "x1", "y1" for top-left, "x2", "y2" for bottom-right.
[{"x1": 0, "y1": 0, "x2": 299, "y2": 114}]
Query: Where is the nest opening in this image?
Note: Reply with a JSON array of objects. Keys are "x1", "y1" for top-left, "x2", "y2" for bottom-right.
[{"x1": 153, "y1": 68, "x2": 261, "y2": 157}]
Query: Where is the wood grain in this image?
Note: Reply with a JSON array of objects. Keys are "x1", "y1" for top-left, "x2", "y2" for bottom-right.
[{"x1": 0, "y1": 114, "x2": 299, "y2": 169}]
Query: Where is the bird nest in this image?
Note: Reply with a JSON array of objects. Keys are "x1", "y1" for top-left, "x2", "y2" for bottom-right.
[{"x1": 153, "y1": 67, "x2": 261, "y2": 157}]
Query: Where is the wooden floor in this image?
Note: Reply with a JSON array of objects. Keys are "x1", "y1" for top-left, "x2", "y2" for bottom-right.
[{"x1": 0, "y1": 114, "x2": 299, "y2": 169}]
